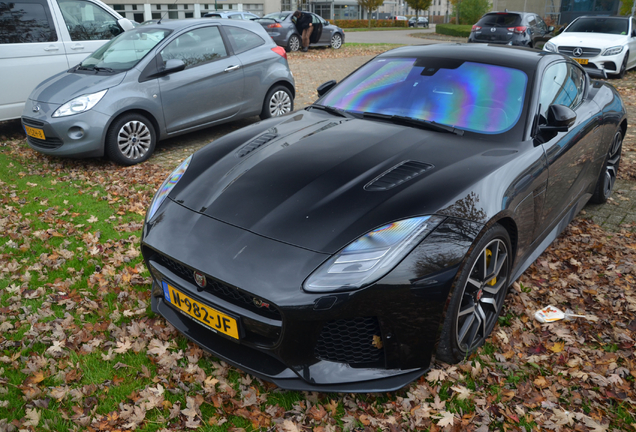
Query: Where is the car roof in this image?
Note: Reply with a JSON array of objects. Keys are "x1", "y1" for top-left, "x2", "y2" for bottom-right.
[
  {"x1": 139, "y1": 18, "x2": 250, "y2": 29},
  {"x1": 380, "y1": 43, "x2": 559, "y2": 74}
]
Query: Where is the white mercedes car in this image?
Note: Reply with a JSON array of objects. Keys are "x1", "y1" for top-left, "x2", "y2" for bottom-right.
[{"x1": 544, "y1": 16, "x2": 636, "y2": 78}]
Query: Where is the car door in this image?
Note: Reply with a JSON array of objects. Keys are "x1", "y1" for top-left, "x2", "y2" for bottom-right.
[
  {"x1": 538, "y1": 61, "x2": 603, "y2": 232},
  {"x1": 158, "y1": 24, "x2": 244, "y2": 133},
  {"x1": 56, "y1": 0, "x2": 126, "y2": 66},
  {"x1": 0, "y1": 0, "x2": 67, "y2": 121},
  {"x1": 311, "y1": 13, "x2": 329, "y2": 44}
]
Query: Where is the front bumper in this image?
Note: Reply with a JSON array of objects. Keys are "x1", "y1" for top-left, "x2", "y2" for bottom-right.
[
  {"x1": 142, "y1": 199, "x2": 479, "y2": 391},
  {"x1": 547, "y1": 46, "x2": 626, "y2": 74},
  {"x1": 21, "y1": 100, "x2": 108, "y2": 158}
]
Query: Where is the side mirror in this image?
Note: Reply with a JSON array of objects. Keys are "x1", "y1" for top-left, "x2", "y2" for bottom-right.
[
  {"x1": 539, "y1": 104, "x2": 576, "y2": 133},
  {"x1": 317, "y1": 80, "x2": 337, "y2": 97},
  {"x1": 555, "y1": 26, "x2": 565, "y2": 35},
  {"x1": 547, "y1": 26, "x2": 555, "y2": 33},
  {"x1": 118, "y1": 18, "x2": 135, "y2": 31},
  {"x1": 163, "y1": 59, "x2": 186, "y2": 74}
]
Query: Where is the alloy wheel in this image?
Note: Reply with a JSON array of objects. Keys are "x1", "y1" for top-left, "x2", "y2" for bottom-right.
[
  {"x1": 602, "y1": 131, "x2": 622, "y2": 199},
  {"x1": 268, "y1": 90, "x2": 292, "y2": 117},
  {"x1": 331, "y1": 34, "x2": 342, "y2": 49},
  {"x1": 117, "y1": 120, "x2": 152, "y2": 160},
  {"x1": 455, "y1": 238, "x2": 509, "y2": 352}
]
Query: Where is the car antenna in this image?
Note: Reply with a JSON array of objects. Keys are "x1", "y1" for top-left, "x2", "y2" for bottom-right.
[{"x1": 157, "y1": 0, "x2": 179, "y2": 24}]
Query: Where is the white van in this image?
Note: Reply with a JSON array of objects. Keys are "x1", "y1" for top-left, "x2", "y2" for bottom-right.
[{"x1": 0, "y1": 0, "x2": 134, "y2": 122}]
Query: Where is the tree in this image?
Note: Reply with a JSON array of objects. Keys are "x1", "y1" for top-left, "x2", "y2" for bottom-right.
[
  {"x1": 450, "y1": 0, "x2": 489, "y2": 24},
  {"x1": 357, "y1": 0, "x2": 385, "y2": 28},
  {"x1": 405, "y1": 0, "x2": 433, "y2": 18}
]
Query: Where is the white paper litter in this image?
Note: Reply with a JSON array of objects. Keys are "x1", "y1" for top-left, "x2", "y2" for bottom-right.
[{"x1": 534, "y1": 305, "x2": 591, "y2": 323}]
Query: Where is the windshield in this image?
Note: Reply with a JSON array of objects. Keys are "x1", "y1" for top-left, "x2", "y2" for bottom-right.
[
  {"x1": 319, "y1": 57, "x2": 528, "y2": 134},
  {"x1": 565, "y1": 18, "x2": 628, "y2": 35},
  {"x1": 80, "y1": 28, "x2": 171, "y2": 72},
  {"x1": 477, "y1": 13, "x2": 522, "y2": 27},
  {"x1": 261, "y1": 12, "x2": 290, "y2": 20}
]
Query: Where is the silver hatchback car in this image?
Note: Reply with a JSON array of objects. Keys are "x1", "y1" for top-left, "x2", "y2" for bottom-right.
[{"x1": 22, "y1": 18, "x2": 295, "y2": 165}]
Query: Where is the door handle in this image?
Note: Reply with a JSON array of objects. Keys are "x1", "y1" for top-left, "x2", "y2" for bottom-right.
[
  {"x1": 44, "y1": 45, "x2": 59, "y2": 51},
  {"x1": 70, "y1": 44, "x2": 85, "y2": 50},
  {"x1": 224, "y1": 65, "x2": 240, "y2": 72}
]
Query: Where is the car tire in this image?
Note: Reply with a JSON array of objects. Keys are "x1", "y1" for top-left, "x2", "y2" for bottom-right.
[
  {"x1": 613, "y1": 53, "x2": 629, "y2": 79},
  {"x1": 436, "y1": 224, "x2": 511, "y2": 364},
  {"x1": 105, "y1": 113, "x2": 156, "y2": 166},
  {"x1": 287, "y1": 34, "x2": 301, "y2": 52},
  {"x1": 331, "y1": 33, "x2": 343, "y2": 49},
  {"x1": 589, "y1": 129, "x2": 622, "y2": 204},
  {"x1": 260, "y1": 85, "x2": 293, "y2": 120}
]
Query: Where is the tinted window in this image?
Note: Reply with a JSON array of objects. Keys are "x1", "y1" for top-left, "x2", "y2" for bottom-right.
[
  {"x1": 161, "y1": 26, "x2": 227, "y2": 68},
  {"x1": 539, "y1": 63, "x2": 584, "y2": 119},
  {"x1": 224, "y1": 25, "x2": 264, "y2": 53},
  {"x1": 536, "y1": 15, "x2": 548, "y2": 32},
  {"x1": 320, "y1": 57, "x2": 528, "y2": 134},
  {"x1": 565, "y1": 17, "x2": 628, "y2": 35},
  {"x1": 477, "y1": 13, "x2": 522, "y2": 27},
  {"x1": 0, "y1": 0, "x2": 57, "y2": 43},
  {"x1": 81, "y1": 28, "x2": 170, "y2": 71},
  {"x1": 58, "y1": 0, "x2": 123, "y2": 41}
]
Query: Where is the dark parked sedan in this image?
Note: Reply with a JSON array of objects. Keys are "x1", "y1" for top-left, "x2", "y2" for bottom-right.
[
  {"x1": 468, "y1": 11, "x2": 554, "y2": 49},
  {"x1": 256, "y1": 11, "x2": 344, "y2": 52},
  {"x1": 142, "y1": 44, "x2": 625, "y2": 392}
]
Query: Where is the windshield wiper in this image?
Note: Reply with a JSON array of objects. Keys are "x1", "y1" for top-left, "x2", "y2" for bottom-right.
[
  {"x1": 93, "y1": 66, "x2": 116, "y2": 73},
  {"x1": 74, "y1": 65, "x2": 115, "y2": 73},
  {"x1": 310, "y1": 104, "x2": 355, "y2": 118},
  {"x1": 362, "y1": 112, "x2": 464, "y2": 136}
]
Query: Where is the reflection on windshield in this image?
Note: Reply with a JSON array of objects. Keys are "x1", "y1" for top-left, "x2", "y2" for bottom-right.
[
  {"x1": 319, "y1": 57, "x2": 527, "y2": 134},
  {"x1": 565, "y1": 18, "x2": 628, "y2": 35},
  {"x1": 81, "y1": 28, "x2": 171, "y2": 72}
]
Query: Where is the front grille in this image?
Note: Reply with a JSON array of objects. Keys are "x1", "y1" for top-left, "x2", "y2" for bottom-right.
[
  {"x1": 27, "y1": 136, "x2": 63, "y2": 149},
  {"x1": 22, "y1": 117, "x2": 45, "y2": 127},
  {"x1": 558, "y1": 46, "x2": 601, "y2": 57},
  {"x1": 155, "y1": 254, "x2": 281, "y2": 320},
  {"x1": 315, "y1": 317, "x2": 385, "y2": 366}
]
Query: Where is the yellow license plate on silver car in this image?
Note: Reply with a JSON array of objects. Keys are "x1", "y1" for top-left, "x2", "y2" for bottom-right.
[
  {"x1": 573, "y1": 58, "x2": 589, "y2": 65},
  {"x1": 24, "y1": 125, "x2": 45, "y2": 140},
  {"x1": 163, "y1": 282, "x2": 239, "y2": 339}
]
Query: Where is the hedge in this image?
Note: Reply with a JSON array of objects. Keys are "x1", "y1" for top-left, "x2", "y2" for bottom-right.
[
  {"x1": 332, "y1": 19, "x2": 408, "y2": 28},
  {"x1": 436, "y1": 24, "x2": 472, "y2": 37}
]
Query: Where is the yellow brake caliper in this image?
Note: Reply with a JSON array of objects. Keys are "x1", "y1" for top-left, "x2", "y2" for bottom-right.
[{"x1": 486, "y1": 249, "x2": 497, "y2": 286}]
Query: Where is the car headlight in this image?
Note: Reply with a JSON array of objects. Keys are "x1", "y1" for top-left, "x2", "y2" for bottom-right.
[
  {"x1": 304, "y1": 215, "x2": 446, "y2": 292},
  {"x1": 52, "y1": 89, "x2": 108, "y2": 117},
  {"x1": 146, "y1": 155, "x2": 192, "y2": 221},
  {"x1": 544, "y1": 42, "x2": 556, "y2": 52},
  {"x1": 602, "y1": 45, "x2": 624, "y2": 56}
]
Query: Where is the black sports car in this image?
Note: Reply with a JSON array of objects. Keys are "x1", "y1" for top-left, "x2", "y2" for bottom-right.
[{"x1": 141, "y1": 44, "x2": 626, "y2": 392}]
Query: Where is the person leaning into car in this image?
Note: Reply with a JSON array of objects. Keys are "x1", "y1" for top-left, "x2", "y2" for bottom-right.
[{"x1": 292, "y1": 10, "x2": 312, "y2": 52}]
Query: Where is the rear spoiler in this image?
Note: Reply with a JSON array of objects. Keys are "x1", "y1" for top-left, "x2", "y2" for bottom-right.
[{"x1": 583, "y1": 67, "x2": 607, "y2": 80}]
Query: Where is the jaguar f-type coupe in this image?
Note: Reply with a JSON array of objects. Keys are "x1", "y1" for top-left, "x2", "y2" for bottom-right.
[{"x1": 141, "y1": 44, "x2": 626, "y2": 392}]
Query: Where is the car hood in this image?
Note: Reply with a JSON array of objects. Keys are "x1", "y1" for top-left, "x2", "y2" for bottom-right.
[
  {"x1": 29, "y1": 71, "x2": 127, "y2": 104},
  {"x1": 174, "y1": 111, "x2": 506, "y2": 254},
  {"x1": 552, "y1": 32, "x2": 628, "y2": 49}
]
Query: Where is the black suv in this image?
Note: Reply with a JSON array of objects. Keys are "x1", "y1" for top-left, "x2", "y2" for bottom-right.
[{"x1": 468, "y1": 11, "x2": 554, "y2": 49}]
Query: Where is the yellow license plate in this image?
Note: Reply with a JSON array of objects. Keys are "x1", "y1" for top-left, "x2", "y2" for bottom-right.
[
  {"x1": 573, "y1": 58, "x2": 588, "y2": 65},
  {"x1": 163, "y1": 282, "x2": 239, "y2": 339},
  {"x1": 25, "y1": 125, "x2": 45, "y2": 140}
]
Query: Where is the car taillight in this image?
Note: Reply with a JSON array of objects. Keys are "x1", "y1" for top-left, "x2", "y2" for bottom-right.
[
  {"x1": 472, "y1": 25, "x2": 481, "y2": 31},
  {"x1": 267, "y1": 23, "x2": 282, "y2": 28},
  {"x1": 507, "y1": 26, "x2": 527, "y2": 34},
  {"x1": 272, "y1": 46, "x2": 287, "y2": 60}
]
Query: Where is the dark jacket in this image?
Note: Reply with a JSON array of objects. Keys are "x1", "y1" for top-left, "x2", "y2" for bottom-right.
[{"x1": 294, "y1": 12, "x2": 312, "y2": 31}]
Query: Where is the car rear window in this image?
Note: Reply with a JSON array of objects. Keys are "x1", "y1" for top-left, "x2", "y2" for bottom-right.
[
  {"x1": 319, "y1": 57, "x2": 528, "y2": 135},
  {"x1": 477, "y1": 13, "x2": 522, "y2": 27},
  {"x1": 565, "y1": 18, "x2": 628, "y2": 35},
  {"x1": 261, "y1": 12, "x2": 290, "y2": 20}
]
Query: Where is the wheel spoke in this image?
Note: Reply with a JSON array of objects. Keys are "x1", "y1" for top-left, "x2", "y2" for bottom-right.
[
  {"x1": 458, "y1": 302, "x2": 475, "y2": 317},
  {"x1": 483, "y1": 277, "x2": 506, "y2": 295}
]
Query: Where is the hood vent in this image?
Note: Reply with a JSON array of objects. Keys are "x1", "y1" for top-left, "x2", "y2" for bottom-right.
[
  {"x1": 364, "y1": 160, "x2": 434, "y2": 191},
  {"x1": 237, "y1": 132, "x2": 278, "y2": 157}
]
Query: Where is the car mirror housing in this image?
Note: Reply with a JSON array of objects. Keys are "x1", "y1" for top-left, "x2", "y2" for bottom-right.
[
  {"x1": 164, "y1": 59, "x2": 186, "y2": 74},
  {"x1": 539, "y1": 104, "x2": 576, "y2": 133},
  {"x1": 317, "y1": 80, "x2": 337, "y2": 97},
  {"x1": 547, "y1": 25, "x2": 555, "y2": 33}
]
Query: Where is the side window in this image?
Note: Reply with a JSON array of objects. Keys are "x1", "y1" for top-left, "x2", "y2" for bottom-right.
[
  {"x1": 58, "y1": 0, "x2": 123, "y2": 41},
  {"x1": 539, "y1": 62, "x2": 584, "y2": 119},
  {"x1": 160, "y1": 26, "x2": 227, "y2": 68},
  {"x1": 535, "y1": 15, "x2": 548, "y2": 32},
  {"x1": 224, "y1": 25, "x2": 264, "y2": 54},
  {"x1": 0, "y1": 0, "x2": 58, "y2": 43},
  {"x1": 228, "y1": 13, "x2": 242, "y2": 19},
  {"x1": 311, "y1": 13, "x2": 320, "y2": 24},
  {"x1": 527, "y1": 16, "x2": 536, "y2": 27},
  {"x1": 244, "y1": 13, "x2": 259, "y2": 20}
]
